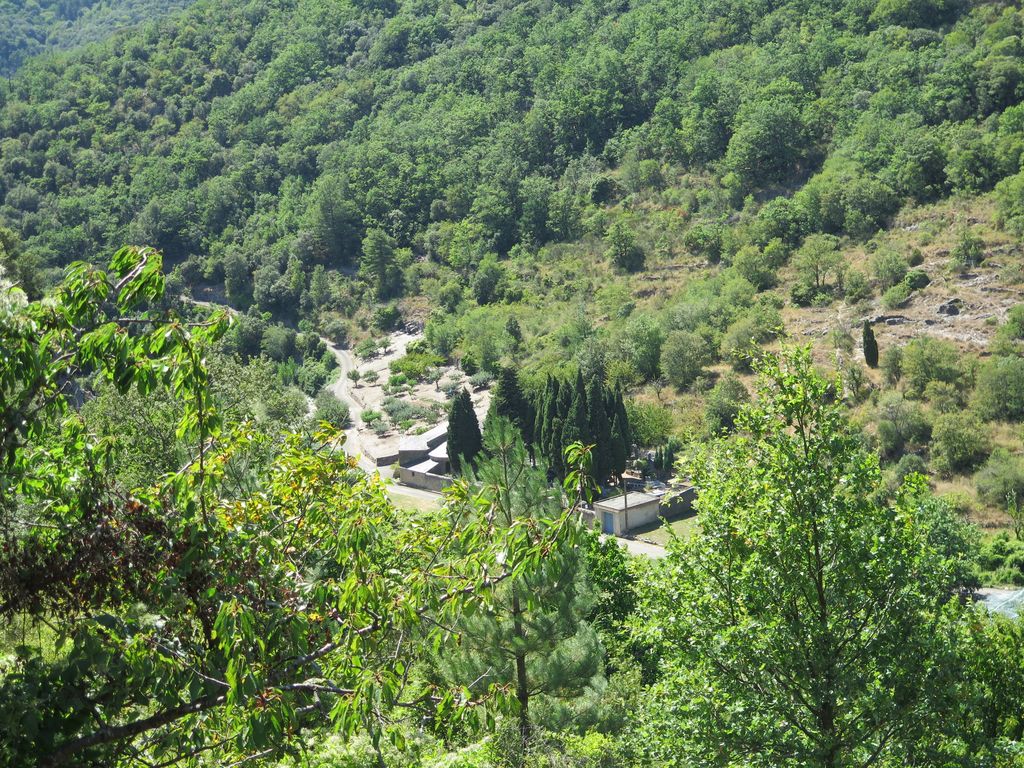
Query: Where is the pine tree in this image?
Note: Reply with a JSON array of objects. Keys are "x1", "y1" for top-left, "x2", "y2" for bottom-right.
[
  {"x1": 433, "y1": 419, "x2": 602, "y2": 749},
  {"x1": 862, "y1": 321, "x2": 879, "y2": 368},
  {"x1": 447, "y1": 389, "x2": 482, "y2": 474}
]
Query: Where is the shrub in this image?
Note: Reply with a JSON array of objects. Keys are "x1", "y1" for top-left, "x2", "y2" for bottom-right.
[
  {"x1": 978, "y1": 533, "x2": 1024, "y2": 586},
  {"x1": 973, "y1": 356, "x2": 1024, "y2": 421},
  {"x1": 843, "y1": 269, "x2": 871, "y2": 303},
  {"x1": 881, "y1": 346, "x2": 903, "y2": 386},
  {"x1": 876, "y1": 392, "x2": 931, "y2": 459},
  {"x1": 891, "y1": 453, "x2": 928, "y2": 486},
  {"x1": 704, "y1": 375, "x2": 750, "y2": 434},
  {"x1": 361, "y1": 409, "x2": 382, "y2": 424},
  {"x1": 661, "y1": 330, "x2": 711, "y2": 390},
  {"x1": 975, "y1": 448, "x2": 1024, "y2": 508},
  {"x1": 313, "y1": 390, "x2": 350, "y2": 428},
  {"x1": 995, "y1": 171, "x2": 1024, "y2": 236},
  {"x1": 469, "y1": 371, "x2": 494, "y2": 389},
  {"x1": 904, "y1": 269, "x2": 930, "y2": 290},
  {"x1": 930, "y1": 411, "x2": 990, "y2": 477},
  {"x1": 261, "y1": 324, "x2": 297, "y2": 362},
  {"x1": 721, "y1": 307, "x2": 779, "y2": 372},
  {"x1": 901, "y1": 337, "x2": 962, "y2": 398},
  {"x1": 372, "y1": 303, "x2": 402, "y2": 330},
  {"x1": 322, "y1": 318, "x2": 348, "y2": 347},
  {"x1": 882, "y1": 282, "x2": 912, "y2": 309},
  {"x1": 604, "y1": 221, "x2": 645, "y2": 272},
  {"x1": 355, "y1": 337, "x2": 382, "y2": 359},
  {"x1": 382, "y1": 396, "x2": 436, "y2": 423},
  {"x1": 683, "y1": 220, "x2": 724, "y2": 263},
  {"x1": 296, "y1": 359, "x2": 331, "y2": 395},
  {"x1": 923, "y1": 380, "x2": 962, "y2": 413},
  {"x1": 950, "y1": 228, "x2": 984, "y2": 270},
  {"x1": 730, "y1": 246, "x2": 777, "y2": 290},
  {"x1": 440, "y1": 376, "x2": 464, "y2": 398},
  {"x1": 871, "y1": 249, "x2": 908, "y2": 289},
  {"x1": 390, "y1": 351, "x2": 446, "y2": 381},
  {"x1": 624, "y1": 399, "x2": 673, "y2": 446}
]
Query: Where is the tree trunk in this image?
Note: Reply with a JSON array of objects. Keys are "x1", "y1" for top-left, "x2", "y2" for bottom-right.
[{"x1": 511, "y1": 589, "x2": 530, "y2": 748}]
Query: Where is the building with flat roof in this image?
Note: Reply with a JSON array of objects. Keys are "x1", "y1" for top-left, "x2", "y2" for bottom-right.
[
  {"x1": 593, "y1": 486, "x2": 696, "y2": 536},
  {"x1": 397, "y1": 424, "x2": 451, "y2": 492}
]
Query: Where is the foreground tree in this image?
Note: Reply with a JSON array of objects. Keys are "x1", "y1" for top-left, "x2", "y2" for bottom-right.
[
  {"x1": 638, "y1": 348, "x2": 973, "y2": 768},
  {"x1": 0, "y1": 250, "x2": 579, "y2": 767},
  {"x1": 435, "y1": 419, "x2": 602, "y2": 754}
]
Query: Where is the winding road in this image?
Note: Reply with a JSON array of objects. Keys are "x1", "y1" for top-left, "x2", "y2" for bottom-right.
[{"x1": 322, "y1": 338, "x2": 379, "y2": 474}]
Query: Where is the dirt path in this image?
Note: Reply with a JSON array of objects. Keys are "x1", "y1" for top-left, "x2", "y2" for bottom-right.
[{"x1": 322, "y1": 338, "x2": 378, "y2": 474}]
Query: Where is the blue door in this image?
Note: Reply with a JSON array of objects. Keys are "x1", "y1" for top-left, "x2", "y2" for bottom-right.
[{"x1": 602, "y1": 512, "x2": 615, "y2": 534}]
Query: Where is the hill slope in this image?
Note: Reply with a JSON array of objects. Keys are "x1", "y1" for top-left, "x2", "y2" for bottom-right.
[
  {"x1": 0, "y1": 0, "x2": 197, "y2": 75},
  {"x1": 3, "y1": 0, "x2": 1024, "y2": 534}
]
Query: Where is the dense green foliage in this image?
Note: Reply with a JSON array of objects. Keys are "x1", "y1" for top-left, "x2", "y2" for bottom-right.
[
  {"x1": 3, "y1": 0, "x2": 1024, "y2": 347},
  {"x1": 636, "y1": 350, "x2": 1018, "y2": 767},
  {"x1": 0, "y1": 252, "x2": 590, "y2": 766},
  {"x1": 5, "y1": 0, "x2": 1024, "y2": 761},
  {"x1": 0, "y1": 0, "x2": 196, "y2": 75}
]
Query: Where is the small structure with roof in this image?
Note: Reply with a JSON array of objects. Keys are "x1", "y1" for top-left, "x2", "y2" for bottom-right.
[
  {"x1": 397, "y1": 423, "x2": 451, "y2": 492},
  {"x1": 593, "y1": 485, "x2": 696, "y2": 536}
]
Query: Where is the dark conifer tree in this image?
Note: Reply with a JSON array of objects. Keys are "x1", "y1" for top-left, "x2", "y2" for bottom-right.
[
  {"x1": 447, "y1": 388, "x2": 482, "y2": 474},
  {"x1": 489, "y1": 366, "x2": 533, "y2": 446},
  {"x1": 567, "y1": 383, "x2": 589, "y2": 445},
  {"x1": 610, "y1": 412, "x2": 628, "y2": 485},
  {"x1": 587, "y1": 380, "x2": 612, "y2": 485},
  {"x1": 862, "y1": 321, "x2": 879, "y2": 368},
  {"x1": 558, "y1": 375, "x2": 573, "y2": 420},
  {"x1": 548, "y1": 416, "x2": 564, "y2": 477},
  {"x1": 614, "y1": 386, "x2": 631, "y2": 452},
  {"x1": 534, "y1": 376, "x2": 553, "y2": 453}
]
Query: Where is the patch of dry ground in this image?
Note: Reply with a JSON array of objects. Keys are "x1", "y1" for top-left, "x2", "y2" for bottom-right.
[{"x1": 326, "y1": 331, "x2": 490, "y2": 467}]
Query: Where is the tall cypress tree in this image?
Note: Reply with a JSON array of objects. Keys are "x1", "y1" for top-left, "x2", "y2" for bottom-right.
[
  {"x1": 587, "y1": 380, "x2": 612, "y2": 485},
  {"x1": 535, "y1": 376, "x2": 553, "y2": 453},
  {"x1": 541, "y1": 377, "x2": 560, "y2": 468},
  {"x1": 566, "y1": 383, "x2": 589, "y2": 446},
  {"x1": 862, "y1": 321, "x2": 879, "y2": 368},
  {"x1": 610, "y1": 412, "x2": 627, "y2": 484},
  {"x1": 447, "y1": 389, "x2": 482, "y2": 475},
  {"x1": 558, "y1": 375, "x2": 573, "y2": 421},
  {"x1": 489, "y1": 366, "x2": 533, "y2": 446},
  {"x1": 614, "y1": 386, "x2": 631, "y2": 452},
  {"x1": 548, "y1": 416, "x2": 564, "y2": 477}
]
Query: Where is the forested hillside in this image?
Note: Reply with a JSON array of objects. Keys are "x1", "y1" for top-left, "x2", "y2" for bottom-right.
[
  {"x1": 6, "y1": 0, "x2": 1024, "y2": 520},
  {"x1": 0, "y1": 0, "x2": 197, "y2": 75},
  {"x1": 4, "y1": 0, "x2": 1024, "y2": 763}
]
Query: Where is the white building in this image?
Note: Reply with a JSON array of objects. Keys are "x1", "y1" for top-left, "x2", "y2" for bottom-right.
[
  {"x1": 593, "y1": 486, "x2": 696, "y2": 536},
  {"x1": 397, "y1": 424, "x2": 450, "y2": 492}
]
